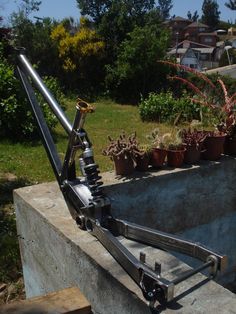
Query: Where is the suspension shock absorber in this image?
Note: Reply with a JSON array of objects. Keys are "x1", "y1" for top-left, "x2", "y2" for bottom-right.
[
  {"x1": 75, "y1": 99, "x2": 107, "y2": 207},
  {"x1": 82, "y1": 142, "x2": 104, "y2": 202}
]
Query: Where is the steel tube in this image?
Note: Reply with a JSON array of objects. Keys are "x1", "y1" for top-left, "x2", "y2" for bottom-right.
[
  {"x1": 17, "y1": 53, "x2": 72, "y2": 134},
  {"x1": 112, "y1": 218, "x2": 227, "y2": 272},
  {"x1": 172, "y1": 260, "x2": 213, "y2": 285}
]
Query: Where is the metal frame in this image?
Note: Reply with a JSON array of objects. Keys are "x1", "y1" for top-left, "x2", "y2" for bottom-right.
[{"x1": 15, "y1": 49, "x2": 227, "y2": 304}]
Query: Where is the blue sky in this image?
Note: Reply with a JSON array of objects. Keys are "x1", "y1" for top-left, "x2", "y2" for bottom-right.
[{"x1": 1, "y1": 0, "x2": 235, "y2": 24}]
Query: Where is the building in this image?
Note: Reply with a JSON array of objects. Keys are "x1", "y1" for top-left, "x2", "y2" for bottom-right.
[
  {"x1": 228, "y1": 27, "x2": 236, "y2": 36},
  {"x1": 183, "y1": 22, "x2": 218, "y2": 47},
  {"x1": 180, "y1": 47, "x2": 201, "y2": 70},
  {"x1": 167, "y1": 40, "x2": 218, "y2": 70},
  {"x1": 165, "y1": 17, "x2": 220, "y2": 70},
  {"x1": 166, "y1": 16, "x2": 192, "y2": 46}
]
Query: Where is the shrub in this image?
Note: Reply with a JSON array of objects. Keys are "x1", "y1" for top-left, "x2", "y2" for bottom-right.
[
  {"x1": 0, "y1": 43, "x2": 65, "y2": 140},
  {"x1": 139, "y1": 92, "x2": 201, "y2": 123}
]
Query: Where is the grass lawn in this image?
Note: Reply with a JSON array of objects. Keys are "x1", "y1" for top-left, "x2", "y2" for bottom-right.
[
  {"x1": 0, "y1": 97, "x2": 170, "y2": 304},
  {"x1": 0, "y1": 98, "x2": 170, "y2": 183}
]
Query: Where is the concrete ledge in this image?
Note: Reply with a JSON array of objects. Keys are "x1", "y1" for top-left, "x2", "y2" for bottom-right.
[{"x1": 14, "y1": 163, "x2": 236, "y2": 314}]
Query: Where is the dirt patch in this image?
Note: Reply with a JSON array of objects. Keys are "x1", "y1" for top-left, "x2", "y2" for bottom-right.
[
  {"x1": 0, "y1": 278, "x2": 25, "y2": 306},
  {"x1": 0, "y1": 173, "x2": 27, "y2": 305}
]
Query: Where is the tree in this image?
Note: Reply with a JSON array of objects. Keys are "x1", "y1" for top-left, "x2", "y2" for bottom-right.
[
  {"x1": 105, "y1": 21, "x2": 170, "y2": 103},
  {"x1": 225, "y1": 0, "x2": 236, "y2": 10},
  {"x1": 76, "y1": 0, "x2": 112, "y2": 24},
  {"x1": 157, "y1": 0, "x2": 173, "y2": 20},
  {"x1": 10, "y1": 12, "x2": 59, "y2": 77},
  {"x1": 219, "y1": 49, "x2": 236, "y2": 66},
  {"x1": 77, "y1": 0, "x2": 157, "y2": 63},
  {"x1": 187, "y1": 10, "x2": 199, "y2": 22},
  {"x1": 76, "y1": 0, "x2": 155, "y2": 24},
  {"x1": 14, "y1": 0, "x2": 42, "y2": 17},
  {"x1": 51, "y1": 17, "x2": 105, "y2": 93},
  {"x1": 201, "y1": 0, "x2": 221, "y2": 29}
]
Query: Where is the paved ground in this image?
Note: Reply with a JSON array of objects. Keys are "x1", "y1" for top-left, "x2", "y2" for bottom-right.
[{"x1": 204, "y1": 64, "x2": 236, "y2": 79}]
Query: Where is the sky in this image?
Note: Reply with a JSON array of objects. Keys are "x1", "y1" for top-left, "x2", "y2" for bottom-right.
[{"x1": 1, "y1": 0, "x2": 235, "y2": 24}]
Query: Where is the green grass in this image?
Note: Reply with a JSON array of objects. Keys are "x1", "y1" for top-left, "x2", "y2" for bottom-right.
[{"x1": 0, "y1": 98, "x2": 170, "y2": 182}]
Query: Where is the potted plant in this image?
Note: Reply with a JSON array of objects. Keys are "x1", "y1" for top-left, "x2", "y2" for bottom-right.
[
  {"x1": 135, "y1": 144, "x2": 151, "y2": 172},
  {"x1": 181, "y1": 128, "x2": 206, "y2": 164},
  {"x1": 146, "y1": 128, "x2": 168, "y2": 168},
  {"x1": 201, "y1": 130, "x2": 226, "y2": 161},
  {"x1": 103, "y1": 132, "x2": 138, "y2": 175},
  {"x1": 216, "y1": 80, "x2": 236, "y2": 155},
  {"x1": 164, "y1": 129, "x2": 186, "y2": 167},
  {"x1": 159, "y1": 61, "x2": 233, "y2": 160},
  {"x1": 223, "y1": 124, "x2": 236, "y2": 155}
]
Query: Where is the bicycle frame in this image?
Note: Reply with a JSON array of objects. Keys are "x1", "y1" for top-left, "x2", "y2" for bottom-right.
[{"x1": 15, "y1": 48, "x2": 227, "y2": 304}]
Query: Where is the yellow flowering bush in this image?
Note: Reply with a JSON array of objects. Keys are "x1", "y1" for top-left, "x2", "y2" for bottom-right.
[{"x1": 51, "y1": 17, "x2": 105, "y2": 72}]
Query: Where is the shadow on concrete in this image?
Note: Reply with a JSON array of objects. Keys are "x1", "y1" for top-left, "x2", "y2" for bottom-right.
[{"x1": 151, "y1": 278, "x2": 210, "y2": 313}]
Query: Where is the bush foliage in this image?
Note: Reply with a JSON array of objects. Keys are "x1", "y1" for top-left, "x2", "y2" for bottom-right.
[
  {"x1": 0, "y1": 43, "x2": 65, "y2": 140},
  {"x1": 139, "y1": 91, "x2": 202, "y2": 123}
]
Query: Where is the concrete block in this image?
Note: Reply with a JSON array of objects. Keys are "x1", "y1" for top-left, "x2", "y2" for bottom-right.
[{"x1": 14, "y1": 165, "x2": 236, "y2": 314}]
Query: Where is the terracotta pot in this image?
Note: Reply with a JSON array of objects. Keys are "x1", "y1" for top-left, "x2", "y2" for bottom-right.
[
  {"x1": 224, "y1": 136, "x2": 236, "y2": 156},
  {"x1": 150, "y1": 148, "x2": 167, "y2": 168},
  {"x1": 136, "y1": 153, "x2": 150, "y2": 171},
  {"x1": 184, "y1": 144, "x2": 203, "y2": 164},
  {"x1": 167, "y1": 149, "x2": 185, "y2": 167},
  {"x1": 202, "y1": 134, "x2": 226, "y2": 161},
  {"x1": 113, "y1": 155, "x2": 134, "y2": 175}
]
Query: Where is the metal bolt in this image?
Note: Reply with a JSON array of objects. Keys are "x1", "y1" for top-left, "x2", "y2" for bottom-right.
[
  {"x1": 148, "y1": 292, "x2": 153, "y2": 298},
  {"x1": 140, "y1": 252, "x2": 146, "y2": 263},
  {"x1": 155, "y1": 262, "x2": 161, "y2": 276}
]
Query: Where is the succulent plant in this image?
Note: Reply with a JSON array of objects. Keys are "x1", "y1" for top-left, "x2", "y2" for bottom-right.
[
  {"x1": 146, "y1": 128, "x2": 168, "y2": 149},
  {"x1": 181, "y1": 128, "x2": 206, "y2": 150},
  {"x1": 102, "y1": 131, "x2": 141, "y2": 160}
]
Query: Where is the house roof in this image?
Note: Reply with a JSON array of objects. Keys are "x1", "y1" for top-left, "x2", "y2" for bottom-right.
[
  {"x1": 167, "y1": 48, "x2": 188, "y2": 55},
  {"x1": 0, "y1": 27, "x2": 11, "y2": 35},
  {"x1": 198, "y1": 32, "x2": 218, "y2": 37},
  {"x1": 176, "y1": 39, "x2": 213, "y2": 48},
  {"x1": 180, "y1": 48, "x2": 200, "y2": 65},
  {"x1": 168, "y1": 48, "x2": 201, "y2": 55},
  {"x1": 167, "y1": 47, "x2": 215, "y2": 55},
  {"x1": 186, "y1": 22, "x2": 209, "y2": 28},
  {"x1": 171, "y1": 16, "x2": 192, "y2": 22},
  {"x1": 193, "y1": 47, "x2": 215, "y2": 54}
]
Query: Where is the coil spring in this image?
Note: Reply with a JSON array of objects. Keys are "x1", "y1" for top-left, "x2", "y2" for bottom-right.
[{"x1": 84, "y1": 163, "x2": 104, "y2": 200}]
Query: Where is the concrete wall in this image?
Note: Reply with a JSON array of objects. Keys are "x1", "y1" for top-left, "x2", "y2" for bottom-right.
[
  {"x1": 177, "y1": 212, "x2": 236, "y2": 286},
  {"x1": 14, "y1": 156, "x2": 236, "y2": 313},
  {"x1": 102, "y1": 156, "x2": 236, "y2": 233}
]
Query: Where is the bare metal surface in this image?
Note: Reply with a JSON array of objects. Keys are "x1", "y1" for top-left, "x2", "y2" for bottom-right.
[{"x1": 18, "y1": 53, "x2": 72, "y2": 134}]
